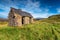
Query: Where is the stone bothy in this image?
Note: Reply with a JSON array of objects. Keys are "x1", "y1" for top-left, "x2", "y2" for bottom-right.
[{"x1": 8, "y1": 7, "x2": 33, "y2": 26}]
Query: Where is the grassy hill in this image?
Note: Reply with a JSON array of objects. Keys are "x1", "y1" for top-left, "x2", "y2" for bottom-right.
[
  {"x1": 41, "y1": 14, "x2": 60, "y2": 23},
  {"x1": 0, "y1": 14, "x2": 60, "y2": 40},
  {"x1": 48, "y1": 14, "x2": 60, "y2": 22}
]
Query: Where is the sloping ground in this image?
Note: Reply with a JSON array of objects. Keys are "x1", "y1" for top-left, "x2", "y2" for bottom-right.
[
  {"x1": 40, "y1": 14, "x2": 60, "y2": 23},
  {"x1": 48, "y1": 14, "x2": 60, "y2": 22},
  {"x1": 0, "y1": 21, "x2": 60, "y2": 40}
]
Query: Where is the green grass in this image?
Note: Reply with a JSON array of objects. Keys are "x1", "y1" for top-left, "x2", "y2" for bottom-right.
[{"x1": 0, "y1": 21, "x2": 60, "y2": 40}]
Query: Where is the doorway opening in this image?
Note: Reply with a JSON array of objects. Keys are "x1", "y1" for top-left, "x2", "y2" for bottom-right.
[
  {"x1": 22, "y1": 16, "x2": 25, "y2": 24},
  {"x1": 29, "y1": 17, "x2": 31, "y2": 23}
]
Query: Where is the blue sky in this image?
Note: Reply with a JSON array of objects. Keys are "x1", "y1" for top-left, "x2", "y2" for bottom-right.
[{"x1": 0, "y1": 0, "x2": 60, "y2": 18}]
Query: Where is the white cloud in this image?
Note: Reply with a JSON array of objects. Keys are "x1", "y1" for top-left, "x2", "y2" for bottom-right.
[
  {"x1": 0, "y1": 12, "x2": 8, "y2": 18},
  {"x1": 57, "y1": 8, "x2": 60, "y2": 13},
  {"x1": 0, "y1": 0, "x2": 53, "y2": 18},
  {"x1": 0, "y1": 4, "x2": 10, "y2": 18},
  {"x1": 44, "y1": 8, "x2": 49, "y2": 12},
  {"x1": 32, "y1": 12, "x2": 54, "y2": 18},
  {"x1": 21, "y1": 0, "x2": 52, "y2": 18},
  {"x1": 21, "y1": 0, "x2": 41, "y2": 12}
]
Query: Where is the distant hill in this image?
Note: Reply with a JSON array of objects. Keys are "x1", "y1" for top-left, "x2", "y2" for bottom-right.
[
  {"x1": 34, "y1": 18, "x2": 45, "y2": 21},
  {"x1": 48, "y1": 14, "x2": 60, "y2": 22},
  {"x1": 0, "y1": 18, "x2": 8, "y2": 22},
  {"x1": 41, "y1": 14, "x2": 60, "y2": 23},
  {"x1": 48, "y1": 14, "x2": 60, "y2": 19}
]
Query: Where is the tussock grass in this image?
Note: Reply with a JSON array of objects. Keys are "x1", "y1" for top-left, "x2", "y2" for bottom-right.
[{"x1": 0, "y1": 21, "x2": 60, "y2": 40}]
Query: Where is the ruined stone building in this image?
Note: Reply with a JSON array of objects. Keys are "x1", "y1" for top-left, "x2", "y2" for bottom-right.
[{"x1": 8, "y1": 7, "x2": 33, "y2": 26}]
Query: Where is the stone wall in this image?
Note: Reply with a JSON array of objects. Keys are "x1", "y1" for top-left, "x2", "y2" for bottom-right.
[
  {"x1": 31, "y1": 18, "x2": 34, "y2": 23},
  {"x1": 16, "y1": 14, "x2": 22, "y2": 26},
  {"x1": 24, "y1": 17, "x2": 30, "y2": 24},
  {"x1": 8, "y1": 12, "x2": 22, "y2": 27}
]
